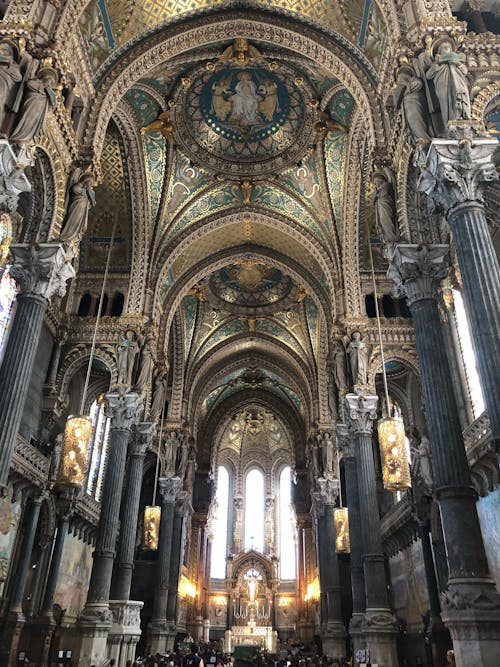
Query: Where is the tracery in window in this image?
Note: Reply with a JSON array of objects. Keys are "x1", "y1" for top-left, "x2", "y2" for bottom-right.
[
  {"x1": 279, "y1": 466, "x2": 296, "y2": 579},
  {"x1": 0, "y1": 268, "x2": 16, "y2": 358},
  {"x1": 85, "y1": 396, "x2": 111, "y2": 501},
  {"x1": 453, "y1": 289, "x2": 485, "y2": 418},
  {"x1": 244, "y1": 468, "x2": 264, "y2": 552},
  {"x1": 210, "y1": 465, "x2": 229, "y2": 578}
]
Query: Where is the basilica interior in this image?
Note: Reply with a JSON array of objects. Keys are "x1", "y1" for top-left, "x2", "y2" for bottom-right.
[{"x1": 0, "y1": 1, "x2": 499, "y2": 667}]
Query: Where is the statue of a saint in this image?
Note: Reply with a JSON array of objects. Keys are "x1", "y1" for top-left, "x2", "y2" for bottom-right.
[
  {"x1": 0, "y1": 42, "x2": 22, "y2": 130},
  {"x1": 164, "y1": 431, "x2": 180, "y2": 476},
  {"x1": 10, "y1": 67, "x2": 57, "y2": 144},
  {"x1": 332, "y1": 339, "x2": 348, "y2": 393},
  {"x1": 116, "y1": 330, "x2": 139, "y2": 387},
  {"x1": 150, "y1": 368, "x2": 168, "y2": 421},
  {"x1": 319, "y1": 432, "x2": 334, "y2": 477},
  {"x1": 345, "y1": 331, "x2": 371, "y2": 387},
  {"x1": 426, "y1": 40, "x2": 471, "y2": 129},
  {"x1": 417, "y1": 435, "x2": 434, "y2": 490},
  {"x1": 134, "y1": 339, "x2": 154, "y2": 393},
  {"x1": 185, "y1": 449, "x2": 197, "y2": 491},
  {"x1": 394, "y1": 67, "x2": 430, "y2": 141},
  {"x1": 59, "y1": 168, "x2": 95, "y2": 242},
  {"x1": 231, "y1": 71, "x2": 258, "y2": 125},
  {"x1": 176, "y1": 439, "x2": 189, "y2": 479},
  {"x1": 373, "y1": 172, "x2": 397, "y2": 244}
]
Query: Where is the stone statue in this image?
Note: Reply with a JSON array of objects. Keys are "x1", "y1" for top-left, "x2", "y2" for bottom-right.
[
  {"x1": 59, "y1": 168, "x2": 95, "y2": 242},
  {"x1": 0, "y1": 42, "x2": 22, "y2": 130},
  {"x1": 319, "y1": 432, "x2": 334, "y2": 477},
  {"x1": 332, "y1": 339, "x2": 348, "y2": 393},
  {"x1": 116, "y1": 330, "x2": 139, "y2": 387},
  {"x1": 394, "y1": 66, "x2": 430, "y2": 141},
  {"x1": 308, "y1": 438, "x2": 320, "y2": 481},
  {"x1": 150, "y1": 368, "x2": 168, "y2": 421},
  {"x1": 345, "y1": 331, "x2": 371, "y2": 387},
  {"x1": 176, "y1": 438, "x2": 189, "y2": 479},
  {"x1": 164, "y1": 431, "x2": 180, "y2": 475},
  {"x1": 327, "y1": 371, "x2": 337, "y2": 422},
  {"x1": 134, "y1": 339, "x2": 154, "y2": 393},
  {"x1": 416, "y1": 434, "x2": 434, "y2": 490},
  {"x1": 426, "y1": 40, "x2": 471, "y2": 129},
  {"x1": 373, "y1": 172, "x2": 397, "y2": 244},
  {"x1": 185, "y1": 449, "x2": 197, "y2": 491},
  {"x1": 10, "y1": 66, "x2": 57, "y2": 144}
]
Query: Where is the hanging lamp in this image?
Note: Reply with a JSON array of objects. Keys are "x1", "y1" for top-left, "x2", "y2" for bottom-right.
[
  {"x1": 334, "y1": 450, "x2": 350, "y2": 553},
  {"x1": 367, "y1": 215, "x2": 411, "y2": 492},
  {"x1": 57, "y1": 215, "x2": 117, "y2": 488},
  {"x1": 143, "y1": 400, "x2": 165, "y2": 550}
]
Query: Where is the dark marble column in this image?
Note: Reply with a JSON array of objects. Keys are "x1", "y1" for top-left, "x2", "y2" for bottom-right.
[
  {"x1": 0, "y1": 244, "x2": 74, "y2": 493},
  {"x1": 312, "y1": 475, "x2": 346, "y2": 658},
  {"x1": 388, "y1": 243, "x2": 500, "y2": 666},
  {"x1": 77, "y1": 392, "x2": 141, "y2": 667},
  {"x1": 149, "y1": 476, "x2": 181, "y2": 654},
  {"x1": 345, "y1": 394, "x2": 398, "y2": 667},
  {"x1": 421, "y1": 136, "x2": 500, "y2": 451},
  {"x1": 336, "y1": 424, "x2": 366, "y2": 639},
  {"x1": 2, "y1": 490, "x2": 47, "y2": 667},
  {"x1": 166, "y1": 491, "x2": 187, "y2": 643},
  {"x1": 111, "y1": 421, "x2": 153, "y2": 601}
]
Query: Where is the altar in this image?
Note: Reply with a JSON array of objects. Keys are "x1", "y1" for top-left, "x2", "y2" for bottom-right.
[{"x1": 224, "y1": 625, "x2": 278, "y2": 653}]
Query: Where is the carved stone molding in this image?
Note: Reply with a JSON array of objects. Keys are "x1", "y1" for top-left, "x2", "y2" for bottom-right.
[
  {"x1": 130, "y1": 421, "x2": 154, "y2": 456},
  {"x1": 9, "y1": 243, "x2": 75, "y2": 301},
  {"x1": 335, "y1": 422, "x2": 355, "y2": 458}
]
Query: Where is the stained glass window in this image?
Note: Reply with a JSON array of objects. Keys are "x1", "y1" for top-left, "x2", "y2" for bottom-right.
[
  {"x1": 85, "y1": 396, "x2": 111, "y2": 502},
  {"x1": 0, "y1": 269, "x2": 16, "y2": 358}
]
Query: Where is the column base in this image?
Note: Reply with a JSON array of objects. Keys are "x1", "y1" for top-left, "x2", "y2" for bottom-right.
[
  {"x1": 296, "y1": 617, "x2": 315, "y2": 645},
  {"x1": 362, "y1": 609, "x2": 399, "y2": 667},
  {"x1": 348, "y1": 612, "x2": 365, "y2": 658},
  {"x1": 2, "y1": 609, "x2": 26, "y2": 667},
  {"x1": 107, "y1": 600, "x2": 143, "y2": 667},
  {"x1": 321, "y1": 621, "x2": 347, "y2": 659},
  {"x1": 148, "y1": 618, "x2": 169, "y2": 655},
  {"x1": 20, "y1": 612, "x2": 56, "y2": 667},
  {"x1": 75, "y1": 602, "x2": 113, "y2": 667},
  {"x1": 441, "y1": 582, "x2": 500, "y2": 667}
]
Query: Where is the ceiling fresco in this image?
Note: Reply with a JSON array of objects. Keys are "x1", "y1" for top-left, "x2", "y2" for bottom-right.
[
  {"x1": 218, "y1": 405, "x2": 290, "y2": 457},
  {"x1": 208, "y1": 262, "x2": 294, "y2": 309},
  {"x1": 78, "y1": 0, "x2": 388, "y2": 75}
]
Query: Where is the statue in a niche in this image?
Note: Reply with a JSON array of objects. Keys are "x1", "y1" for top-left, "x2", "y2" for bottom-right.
[
  {"x1": 134, "y1": 338, "x2": 155, "y2": 393},
  {"x1": 150, "y1": 367, "x2": 168, "y2": 421},
  {"x1": 345, "y1": 331, "x2": 371, "y2": 387},
  {"x1": 426, "y1": 39, "x2": 471, "y2": 129},
  {"x1": 373, "y1": 171, "x2": 397, "y2": 244},
  {"x1": 394, "y1": 65, "x2": 431, "y2": 141},
  {"x1": 116, "y1": 330, "x2": 140, "y2": 387},
  {"x1": 59, "y1": 167, "x2": 95, "y2": 242}
]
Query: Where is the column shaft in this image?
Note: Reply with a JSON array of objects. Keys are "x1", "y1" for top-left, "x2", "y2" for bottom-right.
[
  {"x1": 9, "y1": 496, "x2": 43, "y2": 610},
  {"x1": 418, "y1": 523, "x2": 441, "y2": 621},
  {"x1": 151, "y1": 486, "x2": 177, "y2": 622},
  {"x1": 317, "y1": 510, "x2": 343, "y2": 622},
  {"x1": 0, "y1": 294, "x2": 47, "y2": 488},
  {"x1": 41, "y1": 514, "x2": 69, "y2": 613},
  {"x1": 448, "y1": 204, "x2": 500, "y2": 446},
  {"x1": 166, "y1": 501, "x2": 185, "y2": 623},
  {"x1": 343, "y1": 456, "x2": 365, "y2": 615}
]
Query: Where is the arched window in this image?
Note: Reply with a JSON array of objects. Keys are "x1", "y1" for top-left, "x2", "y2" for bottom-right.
[
  {"x1": 453, "y1": 289, "x2": 485, "y2": 418},
  {"x1": 85, "y1": 396, "x2": 110, "y2": 501},
  {"x1": 244, "y1": 468, "x2": 264, "y2": 552},
  {"x1": 210, "y1": 465, "x2": 229, "y2": 579},
  {"x1": 0, "y1": 269, "x2": 16, "y2": 359},
  {"x1": 279, "y1": 466, "x2": 296, "y2": 580}
]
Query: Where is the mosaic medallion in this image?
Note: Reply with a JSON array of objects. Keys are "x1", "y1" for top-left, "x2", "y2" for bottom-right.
[
  {"x1": 172, "y1": 62, "x2": 315, "y2": 177},
  {"x1": 209, "y1": 261, "x2": 294, "y2": 309}
]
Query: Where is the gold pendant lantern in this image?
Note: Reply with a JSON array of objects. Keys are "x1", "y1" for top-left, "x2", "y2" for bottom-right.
[
  {"x1": 143, "y1": 504, "x2": 161, "y2": 550},
  {"x1": 378, "y1": 417, "x2": 411, "y2": 491},
  {"x1": 334, "y1": 507, "x2": 350, "y2": 553},
  {"x1": 57, "y1": 415, "x2": 92, "y2": 487}
]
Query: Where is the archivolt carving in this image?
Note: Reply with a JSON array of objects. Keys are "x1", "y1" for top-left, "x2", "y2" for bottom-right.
[
  {"x1": 112, "y1": 101, "x2": 150, "y2": 314},
  {"x1": 82, "y1": 13, "x2": 380, "y2": 159},
  {"x1": 367, "y1": 350, "x2": 420, "y2": 387},
  {"x1": 56, "y1": 344, "x2": 116, "y2": 401},
  {"x1": 472, "y1": 80, "x2": 500, "y2": 121},
  {"x1": 20, "y1": 147, "x2": 58, "y2": 243}
]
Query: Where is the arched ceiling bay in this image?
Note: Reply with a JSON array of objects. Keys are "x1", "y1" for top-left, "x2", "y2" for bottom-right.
[{"x1": 78, "y1": 1, "x2": 389, "y2": 76}]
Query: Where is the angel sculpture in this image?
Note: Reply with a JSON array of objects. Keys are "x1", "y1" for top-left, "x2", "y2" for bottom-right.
[
  {"x1": 313, "y1": 110, "x2": 347, "y2": 143},
  {"x1": 59, "y1": 167, "x2": 95, "y2": 242},
  {"x1": 372, "y1": 171, "x2": 397, "y2": 244},
  {"x1": 218, "y1": 37, "x2": 264, "y2": 67},
  {"x1": 141, "y1": 109, "x2": 175, "y2": 142}
]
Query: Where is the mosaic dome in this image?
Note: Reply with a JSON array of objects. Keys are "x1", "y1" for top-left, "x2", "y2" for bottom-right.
[{"x1": 172, "y1": 62, "x2": 315, "y2": 177}]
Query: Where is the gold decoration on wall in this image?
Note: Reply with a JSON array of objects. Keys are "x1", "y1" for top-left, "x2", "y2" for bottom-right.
[
  {"x1": 378, "y1": 417, "x2": 411, "y2": 491},
  {"x1": 304, "y1": 576, "x2": 320, "y2": 601},
  {"x1": 57, "y1": 415, "x2": 92, "y2": 488},
  {"x1": 334, "y1": 507, "x2": 350, "y2": 553},
  {"x1": 178, "y1": 574, "x2": 197, "y2": 598},
  {"x1": 143, "y1": 505, "x2": 161, "y2": 550}
]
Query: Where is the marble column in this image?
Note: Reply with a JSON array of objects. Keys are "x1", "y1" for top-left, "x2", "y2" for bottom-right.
[
  {"x1": 312, "y1": 475, "x2": 346, "y2": 658},
  {"x1": 0, "y1": 244, "x2": 74, "y2": 494},
  {"x1": 3, "y1": 490, "x2": 47, "y2": 667},
  {"x1": 77, "y1": 391, "x2": 141, "y2": 667},
  {"x1": 165, "y1": 491, "x2": 187, "y2": 649},
  {"x1": 149, "y1": 476, "x2": 181, "y2": 655},
  {"x1": 336, "y1": 423, "x2": 366, "y2": 652},
  {"x1": 388, "y1": 243, "x2": 500, "y2": 666},
  {"x1": 419, "y1": 135, "x2": 500, "y2": 450},
  {"x1": 345, "y1": 394, "x2": 398, "y2": 667},
  {"x1": 111, "y1": 422, "x2": 153, "y2": 601}
]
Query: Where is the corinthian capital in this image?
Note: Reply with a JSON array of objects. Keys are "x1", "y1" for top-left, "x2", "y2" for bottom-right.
[
  {"x1": 316, "y1": 476, "x2": 339, "y2": 507},
  {"x1": 417, "y1": 135, "x2": 498, "y2": 216},
  {"x1": 9, "y1": 243, "x2": 75, "y2": 301},
  {"x1": 335, "y1": 423, "x2": 355, "y2": 459},
  {"x1": 159, "y1": 475, "x2": 181, "y2": 503},
  {"x1": 130, "y1": 421, "x2": 154, "y2": 456},
  {"x1": 105, "y1": 391, "x2": 142, "y2": 430},
  {"x1": 344, "y1": 394, "x2": 378, "y2": 435},
  {"x1": 387, "y1": 243, "x2": 449, "y2": 305}
]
